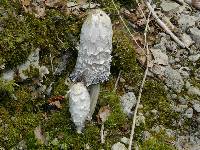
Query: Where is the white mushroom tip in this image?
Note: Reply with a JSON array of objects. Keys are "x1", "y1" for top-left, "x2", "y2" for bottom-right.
[{"x1": 76, "y1": 126, "x2": 83, "y2": 134}]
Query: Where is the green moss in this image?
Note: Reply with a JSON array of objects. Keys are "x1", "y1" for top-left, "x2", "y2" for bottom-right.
[
  {"x1": 22, "y1": 65, "x2": 40, "y2": 79},
  {"x1": 0, "y1": 1, "x2": 181, "y2": 149},
  {"x1": 0, "y1": 111, "x2": 41, "y2": 149},
  {"x1": 140, "y1": 137, "x2": 175, "y2": 150},
  {"x1": 52, "y1": 76, "x2": 69, "y2": 96},
  {"x1": 142, "y1": 80, "x2": 179, "y2": 129},
  {"x1": 111, "y1": 29, "x2": 143, "y2": 90},
  {"x1": 0, "y1": 1, "x2": 81, "y2": 69},
  {"x1": 96, "y1": 0, "x2": 137, "y2": 13},
  {"x1": 112, "y1": 30, "x2": 137, "y2": 72},
  {"x1": 0, "y1": 79, "x2": 16, "y2": 102},
  {"x1": 99, "y1": 91, "x2": 127, "y2": 128}
]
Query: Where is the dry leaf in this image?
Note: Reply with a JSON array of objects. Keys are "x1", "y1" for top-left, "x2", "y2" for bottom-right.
[
  {"x1": 48, "y1": 95, "x2": 65, "y2": 103},
  {"x1": 34, "y1": 5, "x2": 46, "y2": 18},
  {"x1": 49, "y1": 101, "x2": 62, "y2": 109},
  {"x1": 48, "y1": 95, "x2": 64, "y2": 109},
  {"x1": 97, "y1": 106, "x2": 111, "y2": 123},
  {"x1": 133, "y1": 34, "x2": 146, "y2": 66},
  {"x1": 136, "y1": 18, "x2": 146, "y2": 26},
  {"x1": 21, "y1": 0, "x2": 31, "y2": 6}
]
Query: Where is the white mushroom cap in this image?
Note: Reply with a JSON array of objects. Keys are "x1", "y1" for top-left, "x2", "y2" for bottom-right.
[
  {"x1": 70, "y1": 9, "x2": 113, "y2": 86},
  {"x1": 69, "y1": 82, "x2": 91, "y2": 133}
]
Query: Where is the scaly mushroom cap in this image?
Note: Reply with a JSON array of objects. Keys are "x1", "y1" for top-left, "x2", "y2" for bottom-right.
[
  {"x1": 70, "y1": 9, "x2": 113, "y2": 86},
  {"x1": 69, "y1": 82, "x2": 91, "y2": 133}
]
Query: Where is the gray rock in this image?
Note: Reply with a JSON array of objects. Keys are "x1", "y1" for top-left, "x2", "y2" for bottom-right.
[
  {"x1": 160, "y1": 1, "x2": 180, "y2": 12},
  {"x1": 171, "y1": 94, "x2": 177, "y2": 99},
  {"x1": 179, "y1": 67, "x2": 190, "y2": 79},
  {"x1": 179, "y1": 96, "x2": 188, "y2": 105},
  {"x1": 175, "y1": 105, "x2": 188, "y2": 113},
  {"x1": 120, "y1": 137, "x2": 130, "y2": 145},
  {"x1": 185, "y1": 108, "x2": 193, "y2": 118},
  {"x1": 67, "y1": 2, "x2": 77, "y2": 7},
  {"x1": 1, "y1": 70, "x2": 14, "y2": 81},
  {"x1": 12, "y1": 140, "x2": 27, "y2": 150},
  {"x1": 165, "y1": 129, "x2": 175, "y2": 138},
  {"x1": 194, "y1": 68, "x2": 200, "y2": 81},
  {"x1": 143, "y1": 131, "x2": 151, "y2": 141},
  {"x1": 153, "y1": 38, "x2": 167, "y2": 52},
  {"x1": 189, "y1": 27, "x2": 200, "y2": 48},
  {"x1": 165, "y1": 41, "x2": 178, "y2": 52},
  {"x1": 193, "y1": 103, "x2": 200, "y2": 113},
  {"x1": 197, "y1": 115, "x2": 200, "y2": 124},
  {"x1": 150, "y1": 48, "x2": 169, "y2": 66},
  {"x1": 151, "y1": 109, "x2": 158, "y2": 115},
  {"x1": 188, "y1": 54, "x2": 200, "y2": 62},
  {"x1": 120, "y1": 92, "x2": 137, "y2": 117},
  {"x1": 111, "y1": 142, "x2": 127, "y2": 150},
  {"x1": 39, "y1": 66, "x2": 49, "y2": 79},
  {"x1": 150, "y1": 65, "x2": 167, "y2": 76},
  {"x1": 164, "y1": 66, "x2": 184, "y2": 93},
  {"x1": 1, "y1": 48, "x2": 40, "y2": 81},
  {"x1": 81, "y1": 3, "x2": 99, "y2": 9},
  {"x1": 181, "y1": 33, "x2": 194, "y2": 47},
  {"x1": 178, "y1": 14, "x2": 198, "y2": 31},
  {"x1": 151, "y1": 125, "x2": 165, "y2": 133},
  {"x1": 136, "y1": 113, "x2": 145, "y2": 126},
  {"x1": 188, "y1": 86, "x2": 200, "y2": 96},
  {"x1": 119, "y1": 77, "x2": 126, "y2": 83}
]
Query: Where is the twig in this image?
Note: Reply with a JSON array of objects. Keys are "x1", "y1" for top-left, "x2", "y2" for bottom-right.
[
  {"x1": 111, "y1": 0, "x2": 143, "y2": 50},
  {"x1": 145, "y1": 0, "x2": 189, "y2": 50},
  {"x1": 100, "y1": 123, "x2": 105, "y2": 144},
  {"x1": 113, "y1": 70, "x2": 122, "y2": 92},
  {"x1": 50, "y1": 53, "x2": 54, "y2": 73},
  {"x1": 128, "y1": 10, "x2": 151, "y2": 150}
]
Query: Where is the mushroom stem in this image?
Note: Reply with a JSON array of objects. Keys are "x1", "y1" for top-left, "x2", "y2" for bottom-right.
[{"x1": 88, "y1": 84, "x2": 100, "y2": 120}]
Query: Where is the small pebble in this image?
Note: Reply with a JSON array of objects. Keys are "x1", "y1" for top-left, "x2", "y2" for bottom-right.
[
  {"x1": 185, "y1": 108, "x2": 193, "y2": 118},
  {"x1": 111, "y1": 142, "x2": 127, "y2": 150},
  {"x1": 120, "y1": 77, "x2": 126, "y2": 83},
  {"x1": 120, "y1": 137, "x2": 130, "y2": 145},
  {"x1": 193, "y1": 103, "x2": 200, "y2": 113}
]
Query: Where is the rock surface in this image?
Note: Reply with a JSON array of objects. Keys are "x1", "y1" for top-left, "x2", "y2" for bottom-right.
[
  {"x1": 120, "y1": 92, "x2": 137, "y2": 117},
  {"x1": 111, "y1": 142, "x2": 127, "y2": 150},
  {"x1": 164, "y1": 66, "x2": 184, "y2": 93}
]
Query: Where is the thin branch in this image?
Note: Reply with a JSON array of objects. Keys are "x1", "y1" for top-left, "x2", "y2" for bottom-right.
[
  {"x1": 49, "y1": 53, "x2": 54, "y2": 73},
  {"x1": 145, "y1": 0, "x2": 189, "y2": 50},
  {"x1": 100, "y1": 123, "x2": 105, "y2": 144},
  {"x1": 111, "y1": 0, "x2": 143, "y2": 50},
  {"x1": 113, "y1": 70, "x2": 122, "y2": 92},
  {"x1": 128, "y1": 10, "x2": 151, "y2": 150}
]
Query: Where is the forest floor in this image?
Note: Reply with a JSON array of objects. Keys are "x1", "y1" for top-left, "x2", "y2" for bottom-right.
[{"x1": 0, "y1": 0, "x2": 199, "y2": 149}]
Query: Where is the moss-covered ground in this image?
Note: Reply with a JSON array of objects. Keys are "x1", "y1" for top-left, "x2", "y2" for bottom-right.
[{"x1": 0, "y1": 0, "x2": 179, "y2": 149}]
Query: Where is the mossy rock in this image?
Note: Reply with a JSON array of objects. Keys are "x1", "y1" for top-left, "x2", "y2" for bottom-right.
[
  {"x1": 0, "y1": 1, "x2": 81, "y2": 69},
  {"x1": 142, "y1": 80, "x2": 179, "y2": 129}
]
